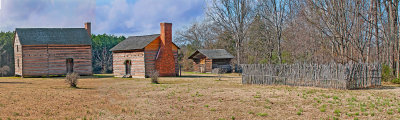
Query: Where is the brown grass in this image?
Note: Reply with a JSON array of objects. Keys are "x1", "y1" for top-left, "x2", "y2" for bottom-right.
[{"x1": 0, "y1": 73, "x2": 399, "y2": 119}]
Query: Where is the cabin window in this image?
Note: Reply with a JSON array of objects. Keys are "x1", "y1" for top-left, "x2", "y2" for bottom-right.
[
  {"x1": 124, "y1": 60, "x2": 132, "y2": 75},
  {"x1": 66, "y1": 58, "x2": 74, "y2": 73}
]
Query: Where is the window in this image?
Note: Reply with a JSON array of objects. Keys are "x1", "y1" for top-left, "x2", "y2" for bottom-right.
[
  {"x1": 17, "y1": 59, "x2": 19, "y2": 67},
  {"x1": 16, "y1": 45, "x2": 19, "y2": 52}
]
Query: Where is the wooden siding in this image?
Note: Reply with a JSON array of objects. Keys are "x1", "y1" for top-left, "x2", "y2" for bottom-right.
[
  {"x1": 174, "y1": 50, "x2": 179, "y2": 75},
  {"x1": 144, "y1": 50, "x2": 157, "y2": 76},
  {"x1": 14, "y1": 33, "x2": 23, "y2": 76},
  {"x1": 192, "y1": 58, "x2": 212, "y2": 73},
  {"x1": 21, "y1": 45, "x2": 92, "y2": 76},
  {"x1": 112, "y1": 51, "x2": 145, "y2": 78},
  {"x1": 173, "y1": 45, "x2": 179, "y2": 74},
  {"x1": 211, "y1": 59, "x2": 231, "y2": 69}
]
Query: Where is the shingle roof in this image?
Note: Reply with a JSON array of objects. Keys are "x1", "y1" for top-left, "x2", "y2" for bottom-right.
[
  {"x1": 110, "y1": 34, "x2": 180, "y2": 51},
  {"x1": 189, "y1": 49, "x2": 234, "y2": 59},
  {"x1": 110, "y1": 34, "x2": 160, "y2": 51},
  {"x1": 16, "y1": 28, "x2": 91, "y2": 45}
]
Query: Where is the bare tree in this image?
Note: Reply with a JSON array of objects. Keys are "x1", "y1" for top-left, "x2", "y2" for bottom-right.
[
  {"x1": 0, "y1": 42, "x2": 9, "y2": 77},
  {"x1": 94, "y1": 47, "x2": 113, "y2": 73},
  {"x1": 175, "y1": 21, "x2": 218, "y2": 49},
  {"x1": 206, "y1": 0, "x2": 255, "y2": 64},
  {"x1": 258, "y1": 0, "x2": 295, "y2": 64}
]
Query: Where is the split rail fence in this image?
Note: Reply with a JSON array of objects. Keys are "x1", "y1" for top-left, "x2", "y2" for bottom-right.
[{"x1": 241, "y1": 63, "x2": 381, "y2": 89}]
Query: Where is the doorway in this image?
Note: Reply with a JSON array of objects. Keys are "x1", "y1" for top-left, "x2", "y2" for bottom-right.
[
  {"x1": 124, "y1": 60, "x2": 132, "y2": 76},
  {"x1": 200, "y1": 59, "x2": 206, "y2": 73},
  {"x1": 66, "y1": 58, "x2": 74, "y2": 73}
]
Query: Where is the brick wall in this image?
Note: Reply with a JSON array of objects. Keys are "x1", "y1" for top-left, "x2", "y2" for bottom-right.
[{"x1": 156, "y1": 23, "x2": 176, "y2": 76}]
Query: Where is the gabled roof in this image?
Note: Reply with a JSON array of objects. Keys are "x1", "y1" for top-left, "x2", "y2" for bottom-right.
[
  {"x1": 16, "y1": 28, "x2": 91, "y2": 45},
  {"x1": 188, "y1": 49, "x2": 234, "y2": 59},
  {"x1": 110, "y1": 34, "x2": 160, "y2": 51},
  {"x1": 110, "y1": 34, "x2": 180, "y2": 51}
]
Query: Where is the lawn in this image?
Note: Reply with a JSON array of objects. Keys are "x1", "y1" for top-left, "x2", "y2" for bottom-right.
[{"x1": 0, "y1": 73, "x2": 400, "y2": 119}]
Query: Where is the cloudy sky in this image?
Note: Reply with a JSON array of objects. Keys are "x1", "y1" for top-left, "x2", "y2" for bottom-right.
[{"x1": 0, "y1": 0, "x2": 205, "y2": 36}]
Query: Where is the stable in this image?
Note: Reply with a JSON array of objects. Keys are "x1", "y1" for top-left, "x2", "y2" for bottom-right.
[
  {"x1": 188, "y1": 49, "x2": 234, "y2": 73},
  {"x1": 14, "y1": 22, "x2": 93, "y2": 77},
  {"x1": 110, "y1": 23, "x2": 179, "y2": 78}
]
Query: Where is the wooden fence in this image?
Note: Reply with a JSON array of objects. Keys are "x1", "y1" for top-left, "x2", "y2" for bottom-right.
[{"x1": 241, "y1": 63, "x2": 381, "y2": 89}]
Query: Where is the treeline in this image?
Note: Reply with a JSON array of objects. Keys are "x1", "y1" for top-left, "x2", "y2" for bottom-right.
[
  {"x1": 0, "y1": 32, "x2": 125, "y2": 76},
  {"x1": 91, "y1": 34, "x2": 126, "y2": 74},
  {"x1": 0, "y1": 32, "x2": 14, "y2": 76},
  {"x1": 174, "y1": 0, "x2": 400, "y2": 80}
]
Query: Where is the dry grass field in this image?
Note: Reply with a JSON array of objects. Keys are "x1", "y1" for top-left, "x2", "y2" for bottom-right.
[{"x1": 0, "y1": 73, "x2": 400, "y2": 120}]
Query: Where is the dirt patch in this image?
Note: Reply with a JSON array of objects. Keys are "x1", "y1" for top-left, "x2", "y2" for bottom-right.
[{"x1": 0, "y1": 73, "x2": 399, "y2": 119}]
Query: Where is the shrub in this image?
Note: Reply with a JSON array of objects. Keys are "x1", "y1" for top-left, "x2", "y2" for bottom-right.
[
  {"x1": 149, "y1": 70, "x2": 159, "y2": 84},
  {"x1": 65, "y1": 72, "x2": 80, "y2": 88},
  {"x1": 382, "y1": 64, "x2": 395, "y2": 82},
  {"x1": 0, "y1": 66, "x2": 10, "y2": 77},
  {"x1": 391, "y1": 78, "x2": 400, "y2": 84}
]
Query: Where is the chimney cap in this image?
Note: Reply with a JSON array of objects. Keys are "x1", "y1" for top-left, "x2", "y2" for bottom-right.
[{"x1": 85, "y1": 22, "x2": 91, "y2": 24}]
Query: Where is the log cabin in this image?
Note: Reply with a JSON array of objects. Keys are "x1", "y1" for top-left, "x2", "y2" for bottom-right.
[
  {"x1": 188, "y1": 49, "x2": 234, "y2": 73},
  {"x1": 14, "y1": 22, "x2": 93, "y2": 77},
  {"x1": 110, "y1": 23, "x2": 179, "y2": 78}
]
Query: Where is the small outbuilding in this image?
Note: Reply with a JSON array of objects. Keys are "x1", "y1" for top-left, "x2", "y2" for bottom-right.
[
  {"x1": 188, "y1": 49, "x2": 234, "y2": 73},
  {"x1": 14, "y1": 22, "x2": 93, "y2": 77},
  {"x1": 110, "y1": 23, "x2": 179, "y2": 78}
]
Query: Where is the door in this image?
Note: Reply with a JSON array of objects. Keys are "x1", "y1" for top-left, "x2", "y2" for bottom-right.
[
  {"x1": 125, "y1": 60, "x2": 132, "y2": 75},
  {"x1": 66, "y1": 58, "x2": 74, "y2": 73},
  {"x1": 200, "y1": 59, "x2": 206, "y2": 73}
]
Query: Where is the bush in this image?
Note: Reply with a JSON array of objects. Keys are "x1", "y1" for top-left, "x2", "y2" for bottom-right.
[
  {"x1": 0, "y1": 66, "x2": 10, "y2": 77},
  {"x1": 149, "y1": 71, "x2": 159, "y2": 84},
  {"x1": 382, "y1": 64, "x2": 395, "y2": 82},
  {"x1": 65, "y1": 72, "x2": 80, "y2": 88},
  {"x1": 391, "y1": 78, "x2": 400, "y2": 84}
]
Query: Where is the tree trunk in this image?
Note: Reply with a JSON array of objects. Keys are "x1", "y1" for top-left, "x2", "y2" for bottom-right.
[
  {"x1": 375, "y1": 0, "x2": 380, "y2": 62},
  {"x1": 366, "y1": 0, "x2": 374, "y2": 63}
]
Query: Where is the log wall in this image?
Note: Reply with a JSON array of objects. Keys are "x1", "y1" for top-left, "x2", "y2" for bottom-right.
[
  {"x1": 211, "y1": 59, "x2": 231, "y2": 68},
  {"x1": 21, "y1": 45, "x2": 92, "y2": 76},
  {"x1": 112, "y1": 50, "x2": 145, "y2": 78},
  {"x1": 192, "y1": 58, "x2": 213, "y2": 73}
]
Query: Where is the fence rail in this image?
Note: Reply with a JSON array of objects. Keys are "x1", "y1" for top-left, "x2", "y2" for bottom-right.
[{"x1": 241, "y1": 63, "x2": 381, "y2": 89}]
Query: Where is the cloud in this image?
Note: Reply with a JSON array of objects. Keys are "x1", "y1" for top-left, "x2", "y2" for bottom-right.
[
  {"x1": 0, "y1": 0, "x2": 95, "y2": 31},
  {"x1": 0, "y1": 0, "x2": 205, "y2": 36},
  {"x1": 95, "y1": 0, "x2": 205, "y2": 36}
]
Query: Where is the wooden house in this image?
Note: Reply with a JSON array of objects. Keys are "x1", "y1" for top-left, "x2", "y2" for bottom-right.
[
  {"x1": 188, "y1": 49, "x2": 234, "y2": 73},
  {"x1": 14, "y1": 22, "x2": 93, "y2": 77},
  {"x1": 110, "y1": 23, "x2": 179, "y2": 78}
]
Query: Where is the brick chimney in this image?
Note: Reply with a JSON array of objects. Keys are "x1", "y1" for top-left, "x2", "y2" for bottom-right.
[
  {"x1": 156, "y1": 23, "x2": 176, "y2": 76},
  {"x1": 84, "y1": 22, "x2": 91, "y2": 38}
]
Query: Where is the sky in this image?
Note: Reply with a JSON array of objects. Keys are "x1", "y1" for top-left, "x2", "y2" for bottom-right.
[{"x1": 0, "y1": 0, "x2": 206, "y2": 36}]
